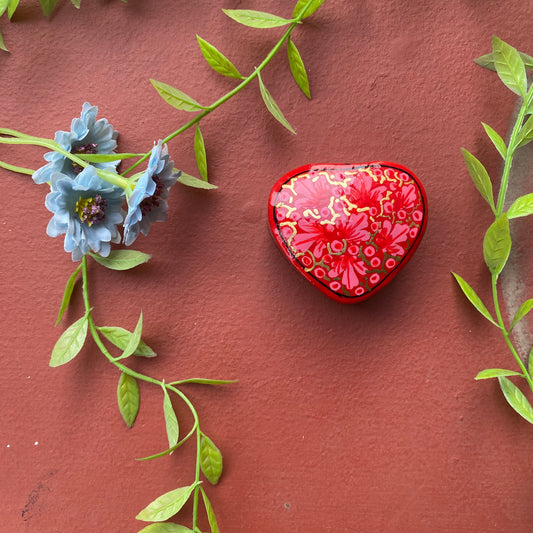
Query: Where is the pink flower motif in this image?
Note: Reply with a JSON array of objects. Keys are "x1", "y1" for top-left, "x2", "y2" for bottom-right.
[
  {"x1": 335, "y1": 212, "x2": 371, "y2": 245},
  {"x1": 374, "y1": 220, "x2": 410, "y2": 256},
  {"x1": 292, "y1": 212, "x2": 370, "y2": 260},
  {"x1": 344, "y1": 171, "x2": 387, "y2": 211},
  {"x1": 412, "y1": 210, "x2": 423, "y2": 223},
  {"x1": 370, "y1": 256, "x2": 382, "y2": 269},
  {"x1": 385, "y1": 257, "x2": 397, "y2": 270},
  {"x1": 300, "y1": 253, "x2": 314, "y2": 269},
  {"x1": 329, "y1": 280, "x2": 342, "y2": 291},
  {"x1": 291, "y1": 218, "x2": 330, "y2": 258},
  {"x1": 391, "y1": 183, "x2": 418, "y2": 213},
  {"x1": 313, "y1": 266, "x2": 326, "y2": 279},
  {"x1": 369, "y1": 273, "x2": 381, "y2": 285},
  {"x1": 292, "y1": 173, "x2": 339, "y2": 214},
  {"x1": 363, "y1": 245, "x2": 375, "y2": 257},
  {"x1": 328, "y1": 254, "x2": 368, "y2": 290}
]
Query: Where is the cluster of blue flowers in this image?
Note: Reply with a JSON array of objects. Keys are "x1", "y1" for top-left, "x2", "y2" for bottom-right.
[{"x1": 36, "y1": 103, "x2": 179, "y2": 261}]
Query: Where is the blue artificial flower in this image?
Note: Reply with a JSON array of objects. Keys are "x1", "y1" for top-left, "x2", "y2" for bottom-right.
[
  {"x1": 33, "y1": 102, "x2": 119, "y2": 184},
  {"x1": 123, "y1": 140, "x2": 179, "y2": 246},
  {"x1": 45, "y1": 166, "x2": 125, "y2": 261}
]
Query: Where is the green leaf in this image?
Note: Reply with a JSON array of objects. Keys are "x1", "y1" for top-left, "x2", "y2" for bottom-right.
[
  {"x1": 70, "y1": 0, "x2": 80, "y2": 7},
  {"x1": 451, "y1": 272, "x2": 497, "y2": 325},
  {"x1": 55, "y1": 263, "x2": 82, "y2": 326},
  {"x1": 196, "y1": 35, "x2": 242, "y2": 79},
  {"x1": 137, "y1": 524, "x2": 194, "y2": 533},
  {"x1": 97, "y1": 326, "x2": 156, "y2": 357},
  {"x1": 194, "y1": 125, "x2": 208, "y2": 181},
  {"x1": 200, "y1": 434, "x2": 223, "y2": 485},
  {"x1": 461, "y1": 148, "x2": 495, "y2": 212},
  {"x1": 475, "y1": 51, "x2": 533, "y2": 72},
  {"x1": 293, "y1": 0, "x2": 324, "y2": 19},
  {"x1": 475, "y1": 368, "x2": 522, "y2": 380},
  {"x1": 287, "y1": 38, "x2": 311, "y2": 99},
  {"x1": 136, "y1": 483, "x2": 200, "y2": 522},
  {"x1": 7, "y1": 0, "x2": 19, "y2": 19},
  {"x1": 117, "y1": 372, "x2": 140, "y2": 428},
  {"x1": 119, "y1": 312, "x2": 143, "y2": 359},
  {"x1": 507, "y1": 193, "x2": 533, "y2": 219},
  {"x1": 509, "y1": 299, "x2": 533, "y2": 331},
  {"x1": 515, "y1": 114, "x2": 533, "y2": 149},
  {"x1": 49, "y1": 315, "x2": 88, "y2": 367},
  {"x1": 258, "y1": 73, "x2": 296, "y2": 134},
  {"x1": 222, "y1": 9, "x2": 293, "y2": 28},
  {"x1": 200, "y1": 487, "x2": 219, "y2": 533},
  {"x1": 150, "y1": 79, "x2": 207, "y2": 112},
  {"x1": 492, "y1": 36, "x2": 527, "y2": 98},
  {"x1": 162, "y1": 386, "x2": 179, "y2": 448},
  {"x1": 498, "y1": 376, "x2": 533, "y2": 424},
  {"x1": 483, "y1": 214, "x2": 511, "y2": 277},
  {"x1": 0, "y1": 0, "x2": 8, "y2": 17},
  {"x1": 529, "y1": 346, "x2": 533, "y2": 376},
  {"x1": 90, "y1": 249, "x2": 151, "y2": 270},
  {"x1": 170, "y1": 378, "x2": 237, "y2": 386},
  {"x1": 0, "y1": 28, "x2": 7, "y2": 53},
  {"x1": 39, "y1": 0, "x2": 58, "y2": 16},
  {"x1": 482, "y1": 123, "x2": 507, "y2": 159},
  {"x1": 177, "y1": 172, "x2": 218, "y2": 190}
]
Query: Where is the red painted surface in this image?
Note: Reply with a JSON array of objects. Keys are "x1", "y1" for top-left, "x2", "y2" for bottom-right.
[
  {"x1": 268, "y1": 162, "x2": 427, "y2": 302},
  {"x1": 2, "y1": 1, "x2": 533, "y2": 532}
]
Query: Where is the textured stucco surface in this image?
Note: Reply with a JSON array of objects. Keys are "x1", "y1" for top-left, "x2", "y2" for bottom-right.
[{"x1": 2, "y1": 1, "x2": 533, "y2": 531}]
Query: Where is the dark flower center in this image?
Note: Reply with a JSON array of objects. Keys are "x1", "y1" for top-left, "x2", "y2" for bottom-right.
[
  {"x1": 72, "y1": 143, "x2": 98, "y2": 174},
  {"x1": 139, "y1": 175, "x2": 164, "y2": 216},
  {"x1": 75, "y1": 195, "x2": 107, "y2": 226}
]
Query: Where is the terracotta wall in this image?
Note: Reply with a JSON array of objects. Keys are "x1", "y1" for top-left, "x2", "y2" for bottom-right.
[{"x1": 2, "y1": 1, "x2": 533, "y2": 531}]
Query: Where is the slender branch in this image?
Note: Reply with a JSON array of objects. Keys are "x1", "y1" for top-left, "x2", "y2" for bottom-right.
[
  {"x1": 0, "y1": 134, "x2": 131, "y2": 190},
  {"x1": 191, "y1": 422, "x2": 202, "y2": 531},
  {"x1": 495, "y1": 104, "x2": 527, "y2": 216},
  {"x1": 496, "y1": 83, "x2": 533, "y2": 215},
  {"x1": 491, "y1": 274, "x2": 533, "y2": 388},
  {"x1": 122, "y1": 15, "x2": 305, "y2": 176},
  {"x1": 81, "y1": 256, "x2": 205, "y2": 526},
  {"x1": 0, "y1": 159, "x2": 34, "y2": 175},
  {"x1": 488, "y1": 81, "x2": 533, "y2": 392}
]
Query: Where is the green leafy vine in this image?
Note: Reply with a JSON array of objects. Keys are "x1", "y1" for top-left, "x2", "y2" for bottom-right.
[
  {"x1": 0, "y1": 1, "x2": 326, "y2": 530},
  {"x1": 454, "y1": 36, "x2": 533, "y2": 424}
]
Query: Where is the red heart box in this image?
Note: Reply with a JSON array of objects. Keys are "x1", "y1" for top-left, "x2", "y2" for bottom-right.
[{"x1": 268, "y1": 162, "x2": 428, "y2": 303}]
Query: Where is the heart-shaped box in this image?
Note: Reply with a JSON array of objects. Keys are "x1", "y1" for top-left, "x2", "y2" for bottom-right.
[{"x1": 268, "y1": 163, "x2": 428, "y2": 303}]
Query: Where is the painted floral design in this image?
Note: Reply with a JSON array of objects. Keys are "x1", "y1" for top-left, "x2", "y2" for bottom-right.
[{"x1": 270, "y1": 164, "x2": 427, "y2": 300}]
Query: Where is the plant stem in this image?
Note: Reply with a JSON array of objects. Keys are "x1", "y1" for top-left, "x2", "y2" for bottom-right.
[
  {"x1": 491, "y1": 274, "x2": 533, "y2": 388},
  {"x1": 80, "y1": 255, "x2": 204, "y2": 526},
  {"x1": 191, "y1": 428, "x2": 202, "y2": 531},
  {"x1": 0, "y1": 134, "x2": 130, "y2": 190},
  {"x1": 496, "y1": 85, "x2": 533, "y2": 215},
  {"x1": 495, "y1": 105, "x2": 526, "y2": 216},
  {"x1": 122, "y1": 12, "x2": 307, "y2": 176},
  {"x1": 0, "y1": 159, "x2": 34, "y2": 175},
  {"x1": 489, "y1": 83, "x2": 533, "y2": 391}
]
